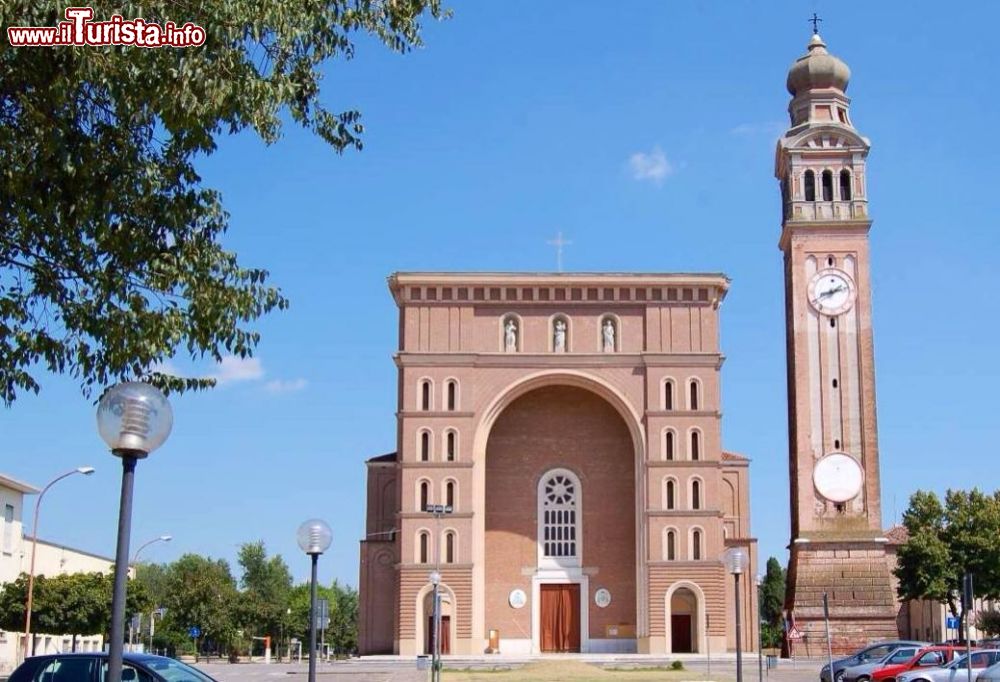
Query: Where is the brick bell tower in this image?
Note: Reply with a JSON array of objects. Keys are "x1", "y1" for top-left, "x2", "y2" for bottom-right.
[{"x1": 777, "y1": 32, "x2": 898, "y2": 654}]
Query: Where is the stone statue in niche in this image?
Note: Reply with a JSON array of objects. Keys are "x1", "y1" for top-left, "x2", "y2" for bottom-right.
[
  {"x1": 602, "y1": 318, "x2": 616, "y2": 352},
  {"x1": 504, "y1": 318, "x2": 518, "y2": 352},
  {"x1": 553, "y1": 319, "x2": 567, "y2": 352}
]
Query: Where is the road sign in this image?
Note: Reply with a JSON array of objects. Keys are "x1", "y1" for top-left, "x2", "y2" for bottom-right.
[
  {"x1": 188, "y1": 626, "x2": 201, "y2": 638},
  {"x1": 787, "y1": 626, "x2": 804, "y2": 640},
  {"x1": 947, "y1": 616, "x2": 960, "y2": 629}
]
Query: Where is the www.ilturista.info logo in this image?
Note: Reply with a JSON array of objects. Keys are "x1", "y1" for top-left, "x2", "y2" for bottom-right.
[{"x1": 7, "y1": 7, "x2": 206, "y2": 47}]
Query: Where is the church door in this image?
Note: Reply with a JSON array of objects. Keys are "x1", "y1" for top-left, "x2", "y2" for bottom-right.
[
  {"x1": 425, "y1": 615, "x2": 451, "y2": 655},
  {"x1": 671, "y1": 614, "x2": 693, "y2": 653},
  {"x1": 540, "y1": 584, "x2": 580, "y2": 652}
]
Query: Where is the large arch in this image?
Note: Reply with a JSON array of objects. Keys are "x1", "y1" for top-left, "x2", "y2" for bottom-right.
[
  {"x1": 470, "y1": 370, "x2": 647, "y2": 653},
  {"x1": 414, "y1": 581, "x2": 457, "y2": 657},
  {"x1": 664, "y1": 581, "x2": 707, "y2": 654}
]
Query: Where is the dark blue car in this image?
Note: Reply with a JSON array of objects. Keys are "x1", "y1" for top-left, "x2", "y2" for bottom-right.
[{"x1": 8, "y1": 652, "x2": 218, "y2": 682}]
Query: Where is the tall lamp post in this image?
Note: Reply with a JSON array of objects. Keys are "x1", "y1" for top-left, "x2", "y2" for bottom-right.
[
  {"x1": 297, "y1": 519, "x2": 332, "y2": 682},
  {"x1": 97, "y1": 382, "x2": 173, "y2": 682},
  {"x1": 724, "y1": 547, "x2": 749, "y2": 682},
  {"x1": 756, "y1": 573, "x2": 764, "y2": 682},
  {"x1": 22, "y1": 466, "x2": 96, "y2": 659},
  {"x1": 132, "y1": 534, "x2": 172, "y2": 564},
  {"x1": 425, "y1": 503, "x2": 452, "y2": 682}
]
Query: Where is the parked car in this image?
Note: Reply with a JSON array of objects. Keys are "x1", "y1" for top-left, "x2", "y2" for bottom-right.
[
  {"x1": 897, "y1": 650, "x2": 1000, "y2": 682},
  {"x1": 822, "y1": 642, "x2": 930, "y2": 682},
  {"x1": 8, "y1": 652, "x2": 218, "y2": 682},
  {"x1": 843, "y1": 645, "x2": 926, "y2": 682},
  {"x1": 872, "y1": 646, "x2": 967, "y2": 682}
]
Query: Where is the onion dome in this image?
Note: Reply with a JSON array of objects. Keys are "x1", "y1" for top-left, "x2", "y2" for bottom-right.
[{"x1": 786, "y1": 34, "x2": 851, "y2": 95}]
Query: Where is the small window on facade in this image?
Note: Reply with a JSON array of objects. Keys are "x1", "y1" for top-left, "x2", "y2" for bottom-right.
[
  {"x1": 446, "y1": 431, "x2": 456, "y2": 461},
  {"x1": 666, "y1": 480, "x2": 676, "y2": 510},
  {"x1": 832, "y1": 378, "x2": 839, "y2": 388},
  {"x1": 838, "y1": 108, "x2": 848, "y2": 123},
  {"x1": 804, "y1": 170, "x2": 816, "y2": 201},
  {"x1": 446, "y1": 381, "x2": 457, "y2": 411},
  {"x1": 691, "y1": 431, "x2": 701, "y2": 461},
  {"x1": 420, "y1": 431, "x2": 430, "y2": 462},
  {"x1": 840, "y1": 170, "x2": 852, "y2": 200},
  {"x1": 664, "y1": 381, "x2": 674, "y2": 410},
  {"x1": 665, "y1": 431, "x2": 675, "y2": 461},
  {"x1": 666, "y1": 530, "x2": 676, "y2": 561},
  {"x1": 692, "y1": 480, "x2": 702, "y2": 510},
  {"x1": 446, "y1": 481, "x2": 455, "y2": 509},
  {"x1": 822, "y1": 170, "x2": 834, "y2": 201},
  {"x1": 689, "y1": 380, "x2": 699, "y2": 410},
  {"x1": 3, "y1": 503, "x2": 13, "y2": 553},
  {"x1": 420, "y1": 481, "x2": 429, "y2": 511},
  {"x1": 421, "y1": 381, "x2": 431, "y2": 411},
  {"x1": 830, "y1": 318, "x2": 836, "y2": 328},
  {"x1": 445, "y1": 532, "x2": 455, "y2": 564},
  {"x1": 419, "y1": 532, "x2": 429, "y2": 564},
  {"x1": 692, "y1": 530, "x2": 702, "y2": 560},
  {"x1": 834, "y1": 439, "x2": 841, "y2": 450}
]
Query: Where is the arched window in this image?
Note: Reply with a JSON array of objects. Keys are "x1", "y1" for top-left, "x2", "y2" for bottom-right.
[
  {"x1": 444, "y1": 531, "x2": 455, "y2": 564},
  {"x1": 446, "y1": 431, "x2": 457, "y2": 462},
  {"x1": 418, "y1": 531, "x2": 429, "y2": 564},
  {"x1": 689, "y1": 380, "x2": 699, "y2": 410},
  {"x1": 692, "y1": 529, "x2": 703, "y2": 560},
  {"x1": 420, "y1": 380, "x2": 431, "y2": 411},
  {"x1": 446, "y1": 380, "x2": 458, "y2": 411},
  {"x1": 666, "y1": 479, "x2": 676, "y2": 510},
  {"x1": 445, "y1": 481, "x2": 455, "y2": 509},
  {"x1": 690, "y1": 431, "x2": 701, "y2": 461},
  {"x1": 664, "y1": 380, "x2": 675, "y2": 410},
  {"x1": 664, "y1": 430, "x2": 675, "y2": 461},
  {"x1": 538, "y1": 469, "x2": 580, "y2": 566},
  {"x1": 419, "y1": 480, "x2": 430, "y2": 511},
  {"x1": 665, "y1": 529, "x2": 677, "y2": 561},
  {"x1": 840, "y1": 170, "x2": 852, "y2": 200},
  {"x1": 822, "y1": 170, "x2": 834, "y2": 201},
  {"x1": 691, "y1": 479, "x2": 702, "y2": 510},
  {"x1": 804, "y1": 170, "x2": 816, "y2": 201},
  {"x1": 420, "y1": 430, "x2": 431, "y2": 462}
]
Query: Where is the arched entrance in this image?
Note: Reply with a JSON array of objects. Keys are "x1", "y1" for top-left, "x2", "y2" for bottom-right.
[
  {"x1": 481, "y1": 383, "x2": 638, "y2": 654},
  {"x1": 416, "y1": 584, "x2": 455, "y2": 656},
  {"x1": 665, "y1": 583, "x2": 705, "y2": 653}
]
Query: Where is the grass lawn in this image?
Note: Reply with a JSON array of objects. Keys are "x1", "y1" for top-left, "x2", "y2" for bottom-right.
[{"x1": 444, "y1": 661, "x2": 729, "y2": 681}]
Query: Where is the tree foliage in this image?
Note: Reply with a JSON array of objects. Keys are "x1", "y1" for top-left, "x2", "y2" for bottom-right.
[
  {"x1": 0, "y1": 0, "x2": 444, "y2": 405},
  {"x1": 895, "y1": 489, "x2": 1000, "y2": 634},
  {"x1": 759, "y1": 556, "x2": 786, "y2": 649},
  {"x1": 236, "y1": 541, "x2": 292, "y2": 640},
  {"x1": 0, "y1": 571, "x2": 150, "y2": 639},
  {"x1": 159, "y1": 553, "x2": 240, "y2": 651}
]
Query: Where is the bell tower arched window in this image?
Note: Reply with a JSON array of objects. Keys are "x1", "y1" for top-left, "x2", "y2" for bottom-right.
[
  {"x1": 538, "y1": 469, "x2": 581, "y2": 567},
  {"x1": 689, "y1": 380, "x2": 700, "y2": 410},
  {"x1": 822, "y1": 170, "x2": 834, "y2": 201},
  {"x1": 664, "y1": 430, "x2": 675, "y2": 461},
  {"x1": 419, "y1": 430, "x2": 431, "y2": 462},
  {"x1": 804, "y1": 170, "x2": 816, "y2": 201},
  {"x1": 664, "y1": 380, "x2": 675, "y2": 410},
  {"x1": 840, "y1": 170, "x2": 852, "y2": 200}
]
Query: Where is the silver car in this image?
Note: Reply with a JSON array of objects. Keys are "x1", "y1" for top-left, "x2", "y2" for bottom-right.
[
  {"x1": 844, "y1": 645, "x2": 926, "y2": 682},
  {"x1": 931, "y1": 651, "x2": 1000, "y2": 682}
]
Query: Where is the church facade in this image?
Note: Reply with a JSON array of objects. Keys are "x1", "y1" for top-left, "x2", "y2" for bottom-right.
[{"x1": 358, "y1": 273, "x2": 758, "y2": 655}]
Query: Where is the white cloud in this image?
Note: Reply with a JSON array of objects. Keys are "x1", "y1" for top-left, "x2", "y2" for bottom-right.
[
  {"x1": 264, "y1": 378, "x2": 308, "y2": 394},
  {"x1": 212, "y1": 355, "x2": 264, "y2": 384},
  {"x1": 628, "y1": 146, "x2": 673, "y2": 184}
]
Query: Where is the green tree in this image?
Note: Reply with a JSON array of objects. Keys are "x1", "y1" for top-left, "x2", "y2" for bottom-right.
[
  {"x1": 0, "y1": 571, "x2": 150, "y2": 650},
  {"x1": 0, "y1": 1, "x2": 444, "y2": 405},
  {"x1": 161, "y1": 554, "x2": 239, "y2": 655},
  {"x1": 977, "y1": 610, "x2": 1000, "y2": 637},
  {"x1": 236, "y1": 541, "x2": 292, "y2": 641},
  {"x1": 286, "y1": 579, "x2": 357, "y2": 655},
  {"x1": 758, "y1": 556, "x2": 786, "y2": 649},
  {"x1": 895, "y1": 489, "x2": 1000, "y2": 636}
]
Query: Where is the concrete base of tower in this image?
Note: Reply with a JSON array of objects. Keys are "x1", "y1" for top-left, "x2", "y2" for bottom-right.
[{"x1": 785, "y1": 539, "x2": 900, "y2": 656}]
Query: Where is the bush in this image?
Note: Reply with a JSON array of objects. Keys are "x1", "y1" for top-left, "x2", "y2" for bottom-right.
[{"x1": 670, "y1": 660, "x2": 684, "y2": 670}]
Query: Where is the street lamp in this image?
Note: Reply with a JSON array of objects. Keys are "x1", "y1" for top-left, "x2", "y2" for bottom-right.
[
  {"x1": 429, "y1": 570, "x2": 441, "y2": 680},
  {"x1": 425, "y1": 503, "x2": 452, "y2": 682},
  {"x1": 724, "y1": 547, "x2": 749, "y2": 682},
  {"x1": 297, "y1": 519, "x2": 332, "y2": 682},
  {"x1": 22, "y1": 466, "x2": 96, "y2": 659},
  {"x1": 132, "y1": 535, "x2": 172, "y2": 564},
  {"x1": 756, "y1": 573, "x2": 764, "y2": 682},
  {"x1": 97, "y1": 382, "x2": 173, "y2": 682}
]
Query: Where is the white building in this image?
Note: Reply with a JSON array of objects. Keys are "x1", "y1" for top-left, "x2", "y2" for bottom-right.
[{"x1": 0, "y1": 473, "x2": 113, "y2": 672}]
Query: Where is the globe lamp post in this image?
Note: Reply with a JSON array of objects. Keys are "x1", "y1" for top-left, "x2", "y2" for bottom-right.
[
  {"x1": 297, "y1": 519, "x2": 332, "y2": 682},
  {"x1": 724, "y1": 547, "x2": 749, "y2": 682},
  {"x1": 429, "y1": 570, "x2": 442, "y2": 682},
  {"x1": 97, "y1": 382, "x2": 173, "y2": 682}
]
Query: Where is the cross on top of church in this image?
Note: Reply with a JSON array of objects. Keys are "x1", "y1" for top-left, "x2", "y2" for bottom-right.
[
  {"x1": 809, "y1": 12, "x2": 823, "y2": 35},
  {"x1": 547, "y1": 231, "x2": 572, "y2": 272}
]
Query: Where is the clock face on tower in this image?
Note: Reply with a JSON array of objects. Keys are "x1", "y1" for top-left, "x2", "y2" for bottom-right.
[
  {"x1": 813, "y1": 452, "x2": 864, "y2": 503},
  {"x1": 808, "y1": 268, "x2": 856, "y2": 316}
]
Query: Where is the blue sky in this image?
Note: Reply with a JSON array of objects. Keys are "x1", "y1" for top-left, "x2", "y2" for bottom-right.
[{"x1": 2, "y1": 1, "x2": 999, "y2": 587}]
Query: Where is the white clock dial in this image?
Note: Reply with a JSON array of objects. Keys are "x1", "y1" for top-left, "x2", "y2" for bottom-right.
[
  {"x1": 808, "y1": 268, "x2": 856, "y2": 315},
  {"x1": 813, "y1": 452, "x2": 864, "y2": 503}
]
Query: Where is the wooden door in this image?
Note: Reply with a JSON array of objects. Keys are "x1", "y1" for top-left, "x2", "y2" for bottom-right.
[
  {"x1": 440, "y1": 616, "x2": 451, "y2": 655},
  {"x1": 671, "y1": 614, "x2": 693, "y2": 653},
  {"x1": 540, "y1": 584, "x2": 581, "y2": 652}
]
